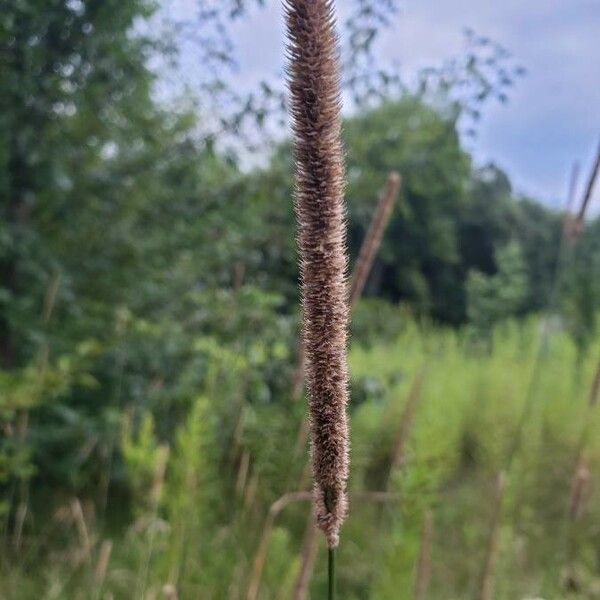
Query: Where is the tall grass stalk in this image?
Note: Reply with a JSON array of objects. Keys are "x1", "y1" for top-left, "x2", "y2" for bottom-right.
[
  {"x1": 285, "y1": 0, "x2": 350, "y2": 559},
  {"x1": 413, "y1": 509, "x2": 433, "y2": 600},
  {"x1": 350, "y1": 172, "x2": 401, "y2": 303},
  {"x1": 588, "y1": 359, "x2": 600, "y2": 407},
  {"x1": 574, "y1": 139, "x2": 600, "y2": 228},
  {"x1": 93, "y1": 540, "x2": 113, "y2": 598},
  {"x1": 387, "y1": 370, "x2": 424, "y2": 486},
  {"x1": 292, "y1": 516, "x2": 320, "y2": 600},
  {"x1": 476, "y1": 472, "x2": 506, "y2": 600},
  {"x1": 246, "y1": 492, "x2": 312, "y2": 600}
]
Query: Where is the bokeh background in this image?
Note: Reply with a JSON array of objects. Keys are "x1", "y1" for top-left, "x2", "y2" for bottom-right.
[{"x1": 1, "y1": 1, "x2": 600, "y2": 598}]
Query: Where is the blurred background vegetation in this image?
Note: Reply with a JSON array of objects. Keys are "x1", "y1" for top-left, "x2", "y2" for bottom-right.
[{"x1": 1, "y1": 0, "x2": 599, "y2": 598}]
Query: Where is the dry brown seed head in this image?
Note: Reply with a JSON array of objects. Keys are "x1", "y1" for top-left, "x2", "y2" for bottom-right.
[{"x1": 285, "y1": 0, "x2": 350, "y2": 548}]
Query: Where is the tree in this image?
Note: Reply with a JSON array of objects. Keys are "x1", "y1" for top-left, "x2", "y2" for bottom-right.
[{"x1": 466, "y1": 241, "x2": 529, "y2": 339}]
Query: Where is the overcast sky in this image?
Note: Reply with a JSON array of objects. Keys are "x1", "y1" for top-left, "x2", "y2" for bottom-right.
[{"x1": 174, "y1": 0, "x2": 600, "y2": 210}]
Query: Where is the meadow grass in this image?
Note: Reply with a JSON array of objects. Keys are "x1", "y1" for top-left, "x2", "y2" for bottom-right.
[{"x1": 2, "y1": 314, "x2": 599, "y2": 599}]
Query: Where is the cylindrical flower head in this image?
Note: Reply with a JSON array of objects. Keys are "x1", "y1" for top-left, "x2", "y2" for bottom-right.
[{"x1": 284, "y1": 0, "x2": 350, "y2": 548}]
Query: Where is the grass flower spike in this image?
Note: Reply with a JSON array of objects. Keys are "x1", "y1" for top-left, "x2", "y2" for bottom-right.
[{"x1": 284, "y1": 0, "x2": 350, "y2": 549}]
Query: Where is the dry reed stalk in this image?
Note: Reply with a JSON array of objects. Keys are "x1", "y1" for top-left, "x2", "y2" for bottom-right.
[
  {"x1": 563, "y1": 355, "x2": 600, "y2": 571},
  {"x1": 70, "y1": 497, "x2": 92, "y2": 564},
  {"x1": 588, "y1": 359, "x2": 600, "y2": 407},
  {"x1": 235, "y1": 449, "x2": 251, "y2": 498},
  {"x1": 246, "y1": 492, "x2": 312, "y2": 600},
  {"x1": 42, "y1": 272, "x2": 61, "y2": 323},
  {"x1": 246, "y1": 491, "x2": 313, "y2": 600},
  {"x1": 574, "y1": 139, "x2": 600, "y2": 228},
  {"x1": 477, "y1": 472, "x2": 506, "y2": 600},
  {"x1": 94, "y1": 539, "x2": 113, "y2": 586},
  {"x1": 292, "y1": 517, "x2": 320, "y2": 600},
  {"x1": 232, "y1": 261, "x2": 245, "y2": 295},
  {"x1": 242, "y1": 470, "x2": 259, "y2": 514},
  {"x1": 285, "y1": 0, "x2": 350, "y2": 549},
  {"x1": 230, "y1": 404, "x2": 246, "y2": 461},
  {"x1": 350, "y1": 172, "x2": 401, "y2": 303},
  {"x1": 12, "y1": 501, "x2": 28, "y2": 551},
  {"x1": 569, "y1": 455, "x2": 591, "y2": 522},
  {"x1": 151, "y1": 445, "x2": 170, "y2": 507},
  {"x1": 413, "y1": 509, "x2": 433, "y2": 600},
  {"x1": 387, "y1": 370, "x2": 425, "y2": 484}
]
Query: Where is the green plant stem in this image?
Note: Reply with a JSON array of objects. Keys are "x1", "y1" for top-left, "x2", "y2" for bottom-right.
[{"x1": 328, "y1": 547, "x2": 335, "y2": 600}]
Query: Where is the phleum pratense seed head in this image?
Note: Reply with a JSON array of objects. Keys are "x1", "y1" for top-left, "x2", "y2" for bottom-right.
[{"x1": 285, "y1": 0, "x2": 350, "y2": 548}]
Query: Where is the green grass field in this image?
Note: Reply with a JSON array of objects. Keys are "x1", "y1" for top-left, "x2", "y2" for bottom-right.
[{"x1": 3, "y1": 314, "x2": 599, "y2": 599}]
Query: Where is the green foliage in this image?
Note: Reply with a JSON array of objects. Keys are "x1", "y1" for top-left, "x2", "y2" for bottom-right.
[
  {"x1": 467, "y1": 241, "x2": 529, "y2": 338},
  {"x1": 3, "y1": 315, "x2": 599, "y2": 599}
]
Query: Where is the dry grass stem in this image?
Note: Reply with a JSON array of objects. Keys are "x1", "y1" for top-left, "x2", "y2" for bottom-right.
[
  {"x1": 94, "y1": 539, "x2": 113, "y2": 586},
  {"x1": 477, "y1": 472, "x2": 506, "y2": 600},
  {"x1": 413, "y1": 509, "x2": 433, "y2": 600},
  {"x1": 350, "y1": 172, "x2": 401, "y2": 303},
  {"x1": 588, "y1": 359, "x2": 600, "y2": 407},
  {"x1": 246, "y1": 491, "x2": 312, "y2": 600},
  {"x1": 569, "y1": 455, "x2": 591, "y2": 522},
  {"x1": 235, "y1": 449, "x2": 251, "y2": 498},
  {"x1": 292, "y1": 517, "x2": 320, "y2": 600},
  {"x1": 151, "y1": 445, "x2": 170, "y2": 507},
  {"x1": 388, "y1": 370, "x2": 425, "y2": 482},
  {"x1": 575, "y1": 139, "x2": 600, "y2": 227}
]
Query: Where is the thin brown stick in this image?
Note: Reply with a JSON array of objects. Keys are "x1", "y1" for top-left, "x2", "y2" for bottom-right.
[
  {"x1": 413, "y1": 509, "x2": 433, "y2": 600},
  {"x1": 71, "y1": 498, "x2": 92, "y2": 565},
  {"x1": 350, "y1": 172, "x2": 401, "y2": 303},
  {"x1": 246, "y1": 492, "x2": 312, "y2": 600},
  {"x1": 235, "y1": 450, "x2": 251, "y2": 498},
  {"x1": 12, "y1": 501, "x2": 28, "y2": 552},
  {"x1": 151, "y1": 445, "x2": 170, "y2": 507},
  {"x1": 42, "y1": 272, "x2": 61, "y2": 323},
  {"x1": 242, "y1": 471, "x2": 259, "y2": 515},
  {"x1": 569, "y1": 455, "x2": 591, "y2": 522},
  {"x1": 387, "y1": 370, "x2": 425, "y2": 483},
  {"x1": 477, "y1": 472, "x2": 506, "y2": 600},
  {"x1": 292, "y1": 515, "x2": 320, "y2": 600},
  {"x1": 588, "y1": 359, "x2": 600, "y2": 407},
  {"x1": 94, "y1": 539, "x2": 113, "y2": 586},
  {"x1": 575, "y1": 139, "x2": 600, "y2": 227}
]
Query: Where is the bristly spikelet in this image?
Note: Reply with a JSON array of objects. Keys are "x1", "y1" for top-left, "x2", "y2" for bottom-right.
[{"x1": 284, "y1": 0, "x2": 350, "y2": 548}]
